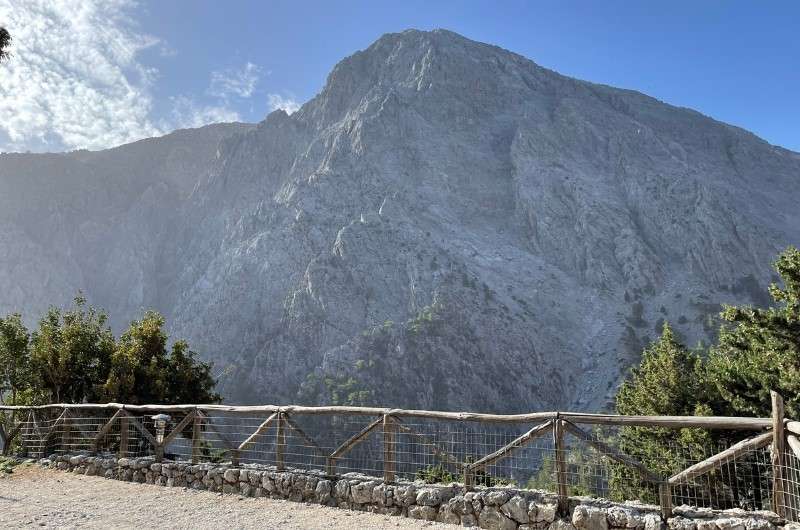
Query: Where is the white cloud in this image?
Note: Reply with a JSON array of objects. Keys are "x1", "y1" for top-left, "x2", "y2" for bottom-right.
[
  {"x1": 0, "y1": 1, "x2": 300, "y2": 153},
  {"x1": 0, "y1": 0, "x2": 163, "y2": 152},
  {"x1": 0, "y1": 0, "x2": 249, "y2": 153},
  {"x1": 210, "y1": 62, "x2": 260, "y2": 99},
  {"x1": 267, "y1": 93, "x2": 301, "y2": 114},
  {"x1": 167, "y1": 95, "x2": 240, "y2": 129}
]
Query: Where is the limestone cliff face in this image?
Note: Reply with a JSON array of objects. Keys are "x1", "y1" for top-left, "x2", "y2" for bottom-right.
[
  {"x1": 1, "y1": 30, "x2": 798, "y2": 412},
  {"x1": 0, "y1": 123, "x2": 253, "y2": 323}
]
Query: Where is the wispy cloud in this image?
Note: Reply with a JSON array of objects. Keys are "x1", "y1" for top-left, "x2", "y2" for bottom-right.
[
  {"x1": 0, "y1": 0, "x2": 163, "y2": 152},
  {"x1": 167, "y1": 95, "x2": 240, "y2": 129},
  {"x1": 267, "y1": 93, "x2": 301, "y2": 114},
  {"x1": 210, "y1": 62, "x2": 261, "y2": 99},
  {"x1": 169, "y1": 62, "x2": 262, "y2": 129}
]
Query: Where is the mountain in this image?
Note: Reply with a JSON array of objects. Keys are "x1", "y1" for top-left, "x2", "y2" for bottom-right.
[{"x1": 1, "y1": 29, "x2": 798, "y2": 412}]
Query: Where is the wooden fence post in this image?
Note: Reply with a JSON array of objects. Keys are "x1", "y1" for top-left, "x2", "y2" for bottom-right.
[
  {"x1": 119, "y1": 411, "x2": 129, "y2": 458},
  {"x1": 276, "y1": 412, "x2": 286, "y2": 471},
  {"x1": 772, "y1": 391, "x2": 786, "y2": 517},
  {"x1": 659, "y1": 482, "x2": 673, "y2": 521},
  {"x1": 383, "y1": 414, "x2": 396, "y2": 483},
  {"x1": 463, "y1": 468, "x2": 474, "y2": 487},
  {"x1": 191, "y1": 410, "x2": 203, "y2": 464},
  {"x1": 21, "y1": 411, "x2": 30, "y2": 457},
  {"x1": 0, "y1": 421, "x2": 6, "y2": 455},
  {"x1": 553, "y1": 417, "x2": 568, "y2": 515},
  {"x1": 60, "y1": 409, "x2": 72, "y2": 455}
]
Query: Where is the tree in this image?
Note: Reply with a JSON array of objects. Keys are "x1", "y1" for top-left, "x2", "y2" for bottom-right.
[
  {"x1": 103, "y1": 311, "x2": 169, "y2": 404},
  {"x1": 165, "y1": 339, "x2": 220, "y2": 404},
  {"x1": 0, "y1": 314, "x2": 31, "y2": 405},
  {"x1": 616, "y1": 323, "x2": 709, "y2": 418},
  {"x1": 707, "y1": 246, "x2": 800, "y2": 418},
  {"x1": 612, "y1": 323, "x2": 717, "y2": 502},
  {"x1": 0, "y1": 28, "x2": 10, "y2": 63},
  {"x1": 104, "y1": 311, "x2": 220, "y2": 404},
  {"x1": 1, "y1": 298, "x2": 220, "y2": 408},
  {"x1": 29, "y1": 296, "x2": 115, "y2": 403}
]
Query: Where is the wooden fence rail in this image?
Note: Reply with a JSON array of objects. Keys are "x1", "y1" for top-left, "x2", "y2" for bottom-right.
[
  {"x1": 0, "y1": 397, "x2": 792, "y2": 519},
  {"x1": 0, "y1": 403, "x2": 775, "y2": 429}
]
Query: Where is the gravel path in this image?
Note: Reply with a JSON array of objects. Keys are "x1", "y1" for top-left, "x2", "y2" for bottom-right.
[{"x1": 0, "y1": 465, "x2": 456, "y2": 529}]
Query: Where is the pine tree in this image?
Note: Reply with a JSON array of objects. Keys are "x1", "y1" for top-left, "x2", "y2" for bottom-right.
[
  {"x1": 612, "y1": 323, "x2": 715, "y2": 502},
  {"x1": 707, "y1": 246, "x2": 800, "y2": 418}
]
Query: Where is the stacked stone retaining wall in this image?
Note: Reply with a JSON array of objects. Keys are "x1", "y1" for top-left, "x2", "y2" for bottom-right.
[{"x1": 37, "y1": 453, "x2": 791, "y2": 530}]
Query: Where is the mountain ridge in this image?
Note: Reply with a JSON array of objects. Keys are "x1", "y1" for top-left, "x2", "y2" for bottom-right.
[{"x1": 1, "y1": 29, "x2": 797, "y2": 413}]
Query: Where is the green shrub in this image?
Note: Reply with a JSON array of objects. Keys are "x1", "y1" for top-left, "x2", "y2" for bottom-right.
[{"x1": 416, "y1": 463, "x2": 454, "y2": 484}]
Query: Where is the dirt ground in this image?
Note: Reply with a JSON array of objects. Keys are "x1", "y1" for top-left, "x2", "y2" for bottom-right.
[{"x1": 0, "y1": 464, "x2": 456, "y2": 529}]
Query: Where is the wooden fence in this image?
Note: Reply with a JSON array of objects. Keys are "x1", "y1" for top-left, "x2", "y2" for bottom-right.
[{"x1": 2, "y1": 391, "x2": 798, "y2": 520}]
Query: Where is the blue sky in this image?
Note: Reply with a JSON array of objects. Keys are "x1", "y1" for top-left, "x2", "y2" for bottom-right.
[{"x1": 1, "y1": 1, "x2": 798, "y2": 152}]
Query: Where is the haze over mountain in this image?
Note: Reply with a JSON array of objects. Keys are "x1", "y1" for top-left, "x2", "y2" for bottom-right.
[{"x1": 1, "y1": 29, "x2": 798, "y2": 412}]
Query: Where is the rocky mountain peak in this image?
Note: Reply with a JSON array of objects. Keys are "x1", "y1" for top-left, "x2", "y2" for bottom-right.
[
  {"x1": 0, "y1": 30, "x2": 797, "y2": 412},
  {"x1": 298, "y1": 29, "x2": 543, "y2": 131}
]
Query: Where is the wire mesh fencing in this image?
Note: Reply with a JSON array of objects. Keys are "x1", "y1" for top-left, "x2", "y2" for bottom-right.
[
  {"x1": 667, "y1": 436, "x2": 773, "y2": 511},
  {"x1": 779, "y1": 444, "x2": 800, "y2": 521},
  {"x1": 2, "y1": 404, "x2": 798, "y2": 521}
]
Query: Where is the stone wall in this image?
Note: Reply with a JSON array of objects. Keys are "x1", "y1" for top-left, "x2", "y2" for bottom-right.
[{"x1": 37, "y1": 453, "x2": 790, "y2": 530}]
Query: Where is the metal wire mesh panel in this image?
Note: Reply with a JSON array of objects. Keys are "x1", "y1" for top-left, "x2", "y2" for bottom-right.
[
  {"x1": 669, "y1": 441, "x2": 772, "y2": 510},
  {"x1": 57, "y1": 412, "x2": 107, "y2": 455},
  {"x1": 779, "y1": 445, "x2": 800, "y2": 520}
]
